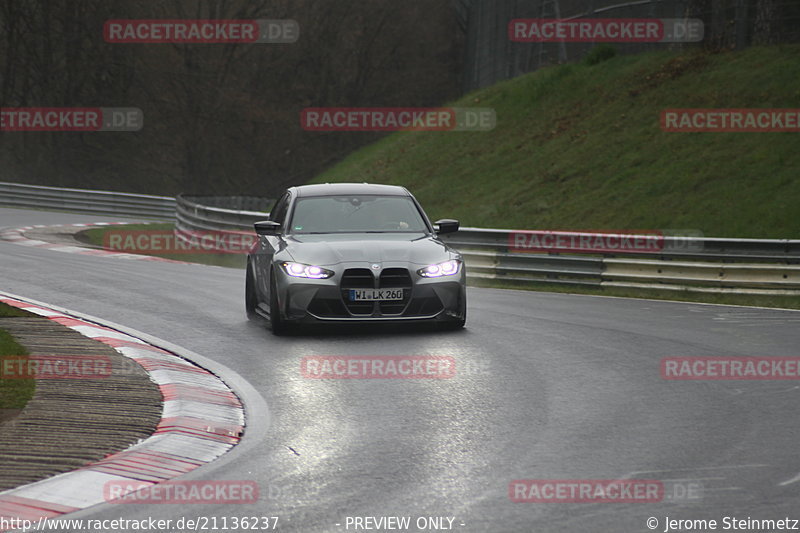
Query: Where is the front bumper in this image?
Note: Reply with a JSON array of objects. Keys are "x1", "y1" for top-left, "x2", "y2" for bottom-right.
[{"x1": 275, "y1": 264, "x2": 465, "y2": 324}]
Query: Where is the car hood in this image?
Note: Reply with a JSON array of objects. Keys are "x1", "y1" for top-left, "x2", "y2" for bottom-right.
[{"x1": 282, "y1": 233, "x2": 455, "y2": 266}]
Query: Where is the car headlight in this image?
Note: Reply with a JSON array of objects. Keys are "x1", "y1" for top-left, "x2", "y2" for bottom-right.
[
  {"x1": 417, "y1": 259, "x2": 461, "y2": 278},
  {"x1": 281, "y1": 262, "x2": 334, "y2": 279}
]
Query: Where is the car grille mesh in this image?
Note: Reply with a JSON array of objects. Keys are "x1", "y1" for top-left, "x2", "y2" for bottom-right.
[
  {"x1": 378, "y1": 268, "x2": 412, "y2": 315},
  {"x1": 341, "y1": 268, "x2": 374, "y2": 314}
]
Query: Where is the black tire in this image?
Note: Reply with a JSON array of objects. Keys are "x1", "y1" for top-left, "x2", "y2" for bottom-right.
[
  {"x1": 269, "y1": 273, "x2": 290, "y2": 335},
  {"x1": 245, "y1": 267, "x2": 258, "y2": 321}
]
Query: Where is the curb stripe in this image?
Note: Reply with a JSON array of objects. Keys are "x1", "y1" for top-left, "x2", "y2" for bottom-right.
[
  {"x1": 0, "y1": 223, "x2": 190, "y2": 265},
  {"x1": 0, "y1": 293, "x2": 245, "y2": 528}
]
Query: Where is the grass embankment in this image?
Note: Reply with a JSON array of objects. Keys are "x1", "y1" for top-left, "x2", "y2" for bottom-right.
[
  {"x1": 308, "y1": 45, "x2": 800, "y2": 309},
  {"x1": 311, "y1": 46, "x2": 800, "y2": 237},
  {"x1": 79, "y1": 223, "x2": 247, "y2": 268},
  {"x1": 0, "y1": 304, "x2": 35, "y2": 421}
]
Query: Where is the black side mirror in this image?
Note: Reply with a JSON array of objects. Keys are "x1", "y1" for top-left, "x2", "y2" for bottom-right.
[
  {"x1": 254, "y1": 220, "x2": 281, "y2": 235},
  {"x1": 434, "y1": 219, "x2": 460, "y2": 235}
]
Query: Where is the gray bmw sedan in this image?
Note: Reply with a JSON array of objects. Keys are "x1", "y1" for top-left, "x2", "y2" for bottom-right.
[{"x1": 245, "y1": 183, "x2": 466, "y2": 334}]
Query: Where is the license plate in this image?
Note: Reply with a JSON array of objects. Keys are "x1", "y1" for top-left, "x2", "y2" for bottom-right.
[{"x1": 349, "y1": 288, "x2": 404, "y2": 301}]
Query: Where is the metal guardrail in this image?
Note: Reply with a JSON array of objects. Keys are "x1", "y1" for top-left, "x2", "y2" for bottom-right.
[
  {"x1": 0, "y1": 182, "x2": 175, "y2": 219},
  {"x1": 174, "y1": 195, "x2": 271, "y2": 239},
  {"x1": 173, "y1": 194, "x2": 800, "y2": 295},
  {"x1": 440, "y1": 229, "x2": 800, "y2": 294},
  {"x1": 4, "y1": 186, "x2": 799, "y2": 296}
]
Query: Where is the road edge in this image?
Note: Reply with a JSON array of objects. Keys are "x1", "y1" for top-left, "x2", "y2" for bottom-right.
[{"x1": 0, "y1": 291, "x2": 270, "y2": 527}]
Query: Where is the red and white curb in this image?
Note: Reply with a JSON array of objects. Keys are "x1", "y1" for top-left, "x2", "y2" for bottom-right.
[
  {"x1": 0, "y1": 293, "x2": 244, "y2": 527},
  {"x1": 0, "y1": 223, "x2": 187, "y2": 264}
]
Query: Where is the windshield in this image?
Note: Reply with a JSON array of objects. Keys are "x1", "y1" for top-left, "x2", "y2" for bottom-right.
[{"x1": 288, "y1": 195, "x2": 429, "y2": 234}]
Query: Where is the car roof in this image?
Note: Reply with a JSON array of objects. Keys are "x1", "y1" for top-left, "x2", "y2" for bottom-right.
[{"x1": 291, "y1": 183, "x2": 411, "y2": 197}]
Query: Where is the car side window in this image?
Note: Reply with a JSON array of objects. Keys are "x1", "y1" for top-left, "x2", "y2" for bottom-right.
[{"x1": 270, "y1": 193, "x2": 290, "y2": 225}]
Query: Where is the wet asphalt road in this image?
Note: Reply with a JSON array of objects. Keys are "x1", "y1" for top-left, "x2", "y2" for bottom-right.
[{"x1": 2, "y1": 207, "x2": 800, "y2": 533}]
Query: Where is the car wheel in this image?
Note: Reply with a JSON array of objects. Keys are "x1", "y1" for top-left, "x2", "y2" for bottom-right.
[
  {"x1": 245, "y1": 267, "x2": 258, "y2": 321},
  {"x1": 269, "y1": 272, "x2": 290, "y2": 335}
]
